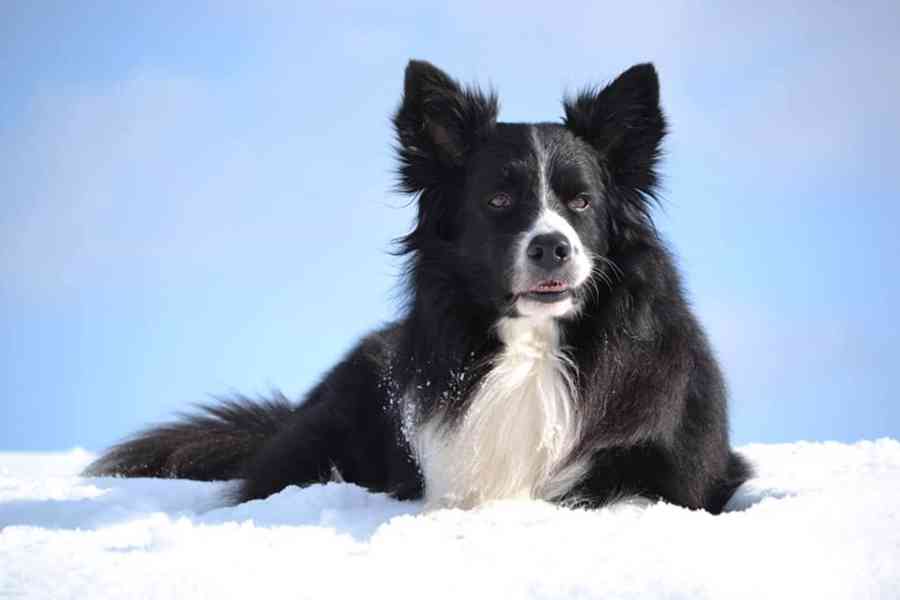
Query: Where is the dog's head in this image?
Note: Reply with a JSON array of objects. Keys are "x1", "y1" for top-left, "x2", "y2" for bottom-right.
[{"x1": 394, "y1": 60, "x2": 665, "y2": 321}]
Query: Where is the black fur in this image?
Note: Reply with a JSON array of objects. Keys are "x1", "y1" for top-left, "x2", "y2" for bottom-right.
[{"x1": 86, "y1": 60, "x2": 750, "y2": 514}]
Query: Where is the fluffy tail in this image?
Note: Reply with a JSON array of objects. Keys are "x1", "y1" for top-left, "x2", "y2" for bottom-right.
[{"x1": 84, "y1": 393, "x2": 294, "y2": 481}]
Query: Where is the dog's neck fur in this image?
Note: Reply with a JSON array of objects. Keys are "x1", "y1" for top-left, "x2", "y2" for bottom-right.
[{"x1": 413, "y1": 315, "x2": 587, "y2": 509}]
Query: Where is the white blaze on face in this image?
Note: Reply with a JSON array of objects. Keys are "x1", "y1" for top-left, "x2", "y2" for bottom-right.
[{"x1": 513, "y1": 128, "x2": 593, "y2": 319}]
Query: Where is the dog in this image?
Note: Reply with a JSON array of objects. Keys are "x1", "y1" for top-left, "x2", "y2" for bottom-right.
[{"x1": 86, "y1": 60, "x2": 751, "y2": 513}]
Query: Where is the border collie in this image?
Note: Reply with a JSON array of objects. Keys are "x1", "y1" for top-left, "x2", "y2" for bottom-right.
[{"x1": 87, "y1": 60, "x2": 751, "y2": 513}]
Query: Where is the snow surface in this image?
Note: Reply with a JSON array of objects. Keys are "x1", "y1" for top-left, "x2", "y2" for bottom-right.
[{"x1": 2, "y1": 440, "x2": 899, "y2": 599}]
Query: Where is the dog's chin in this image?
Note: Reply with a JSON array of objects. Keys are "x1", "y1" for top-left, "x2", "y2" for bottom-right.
[{"x1": 514, "y1": 290, "x2": 578, "y2": 319}]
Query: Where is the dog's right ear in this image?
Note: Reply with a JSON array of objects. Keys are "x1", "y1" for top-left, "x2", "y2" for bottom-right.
[{"x1": 393, "y1": 60, "x2": 498, "y2": 194}]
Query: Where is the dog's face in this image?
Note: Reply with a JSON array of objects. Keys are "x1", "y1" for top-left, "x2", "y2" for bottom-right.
[
  {"x1": 394, "y1": 61, "x2": 665, "y2": 321},
  {"x1": 456, "y1": 124, "x2": 601, "y2": 319}
]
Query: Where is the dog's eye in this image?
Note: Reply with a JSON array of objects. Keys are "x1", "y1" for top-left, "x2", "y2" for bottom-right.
[
  {"x1": 487, "y1": 193, "x2": 514, "y2": 210},
  {"x1": 567, "y1": 194, "x2": 592, "y2": 211}
]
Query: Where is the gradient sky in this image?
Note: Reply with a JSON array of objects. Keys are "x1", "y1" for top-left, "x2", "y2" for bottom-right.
[{"x1": 2, "y1": 2, "x2": 899, "y2": 451}]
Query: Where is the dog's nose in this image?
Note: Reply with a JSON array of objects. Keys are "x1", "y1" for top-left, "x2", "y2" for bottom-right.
[{"x1": 526, "y1": 233, "x2": 571, "y2": 270}]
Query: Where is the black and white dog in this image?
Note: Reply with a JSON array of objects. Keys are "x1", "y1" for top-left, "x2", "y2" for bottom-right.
[{"x1": 87, "y1": 60, "x2": 750, "y2": 513}]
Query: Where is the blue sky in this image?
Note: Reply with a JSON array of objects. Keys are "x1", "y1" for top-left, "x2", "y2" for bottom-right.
[{"x1": 2, "y1": 1, "x2": 899, "y2": 450}]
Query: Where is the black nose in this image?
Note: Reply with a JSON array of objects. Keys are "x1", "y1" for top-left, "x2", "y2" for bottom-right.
[{"x1": 526, "y1": 233, "x2": 571, "y2": 270}]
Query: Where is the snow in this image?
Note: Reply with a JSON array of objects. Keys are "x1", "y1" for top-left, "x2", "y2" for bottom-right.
[{"x1": 2, "y1": 440, "x2": 899, "y2": 599}]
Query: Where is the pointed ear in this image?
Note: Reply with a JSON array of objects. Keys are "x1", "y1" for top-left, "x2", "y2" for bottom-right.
[
  {"x1": 563, "y1": 63, "x2": 666, "y2": 198},
  {"x1": 393, "y1": 60, "x2": 498, "y2": 194}
]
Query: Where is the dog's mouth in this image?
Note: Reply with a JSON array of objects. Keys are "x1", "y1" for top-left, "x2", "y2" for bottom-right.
[{"x1": 521, "y1": 280, "x2": 572, "y2": 304}]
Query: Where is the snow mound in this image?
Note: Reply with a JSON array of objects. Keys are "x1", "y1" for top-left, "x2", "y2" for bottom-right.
[{"x1": 2, "y1": 440, "x2": 899, "y2": 599}]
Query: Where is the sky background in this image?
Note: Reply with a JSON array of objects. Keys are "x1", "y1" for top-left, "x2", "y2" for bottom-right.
[{"x1": 2, "y1": 1, "x2": 899, "y2": 451}]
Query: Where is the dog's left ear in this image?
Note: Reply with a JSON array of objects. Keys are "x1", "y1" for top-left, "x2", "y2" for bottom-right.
[
  {"x1": 563, "y1": 63, "x2": 666, "y2": 199},
  {"x1": 394, "y1": 60, "x2": 498, "y2": 194}
]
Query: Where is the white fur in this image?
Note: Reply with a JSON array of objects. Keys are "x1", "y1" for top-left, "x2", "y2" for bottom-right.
[
  {"x1": 516, "y1": 293, "x2": 577, "y2": 319},
  {"x1": 414, "y1": 317, "x2": 588, "y2": 509}
]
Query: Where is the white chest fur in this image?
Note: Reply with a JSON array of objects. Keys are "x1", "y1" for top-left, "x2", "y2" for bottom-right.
[{"x1": 413, "y1": 317, "x2": 587, "y2": 509}]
